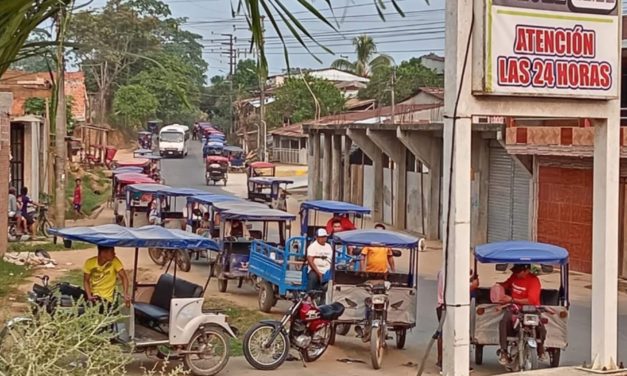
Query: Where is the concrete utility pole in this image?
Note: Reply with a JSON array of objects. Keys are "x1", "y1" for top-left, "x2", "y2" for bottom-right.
[
  {"x1": 54, "y1": 7, "x2": 67, "y2": 228},
  {"x1": 441, "y1": 0, "x2": 472, "y2": 375},
  {"x1": 0, "y1": 93, "x2": 12, "y2": 258},
  {"x1": 221, "y1": 33, "x2": 235, "y2": 135},
  {"x1": 258, "y1": 16, "x2": 267, "y2": 161}
]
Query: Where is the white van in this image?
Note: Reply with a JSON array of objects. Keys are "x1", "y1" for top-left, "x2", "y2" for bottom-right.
[{"x1": 159, "y1": 124, "x2": 190, "y2": 158}]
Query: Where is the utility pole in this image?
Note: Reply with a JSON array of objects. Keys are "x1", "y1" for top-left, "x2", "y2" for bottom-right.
[
  {"x1": 258, "y1": 16, "x2": 267, "y2": 161},
  {"x1": 54, "y1": 6, "x2": 67, "y2": 228},
  {"x1": 221, "y1": 33, "x2": 236, "y2": 135},
  {"x1": 390, "y1": 66, "x2": 396, "y2": 123}
]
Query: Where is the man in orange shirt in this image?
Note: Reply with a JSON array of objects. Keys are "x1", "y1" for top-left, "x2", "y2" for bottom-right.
[{"x1": 360, "y1": 245, "x2": 395, "y2": 273}]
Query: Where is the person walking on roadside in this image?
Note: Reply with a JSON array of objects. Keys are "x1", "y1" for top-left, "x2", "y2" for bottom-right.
[{"x1": 73, "y1": 178, "x2": 82, "y2": 218}]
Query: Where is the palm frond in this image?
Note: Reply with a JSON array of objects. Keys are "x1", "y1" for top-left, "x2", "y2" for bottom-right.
[{"x1": 331, "y1": 58, "x2": 356, "y2": 73}]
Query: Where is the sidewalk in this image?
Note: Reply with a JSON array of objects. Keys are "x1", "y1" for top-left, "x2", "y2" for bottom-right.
[{"x1": 493, "y1": 367, "x2": 627, "y2": 375}]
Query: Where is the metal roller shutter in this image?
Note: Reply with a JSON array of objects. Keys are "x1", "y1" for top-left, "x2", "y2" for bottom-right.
[{"x1": 487, "y1": 142, "x2": 531, "y2": 242}]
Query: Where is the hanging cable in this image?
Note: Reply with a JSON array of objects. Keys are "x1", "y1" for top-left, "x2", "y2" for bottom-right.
[{"x1": 416, "y1": 9, "x2": 475, "y2": 376}]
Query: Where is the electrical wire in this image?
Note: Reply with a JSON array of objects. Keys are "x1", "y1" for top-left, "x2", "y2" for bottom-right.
[{"x1": 415, "y1": 9, "x2": 475, "y2": 376}]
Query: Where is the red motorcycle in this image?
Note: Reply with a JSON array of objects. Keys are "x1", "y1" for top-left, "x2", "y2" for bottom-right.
[{"x1": 243, "y1": 290, "x2": 345, "y2": 370}]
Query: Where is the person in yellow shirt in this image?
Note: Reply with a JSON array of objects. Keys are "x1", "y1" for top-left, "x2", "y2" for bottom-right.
[
  {"x1": 360, "y1": 246, "x2": 395, "y2": 273},
  {"x1": 83, "y1": 246, "x2": 130, "y2": 307}
]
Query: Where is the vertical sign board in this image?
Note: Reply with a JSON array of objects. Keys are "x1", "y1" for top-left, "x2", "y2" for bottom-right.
[{"x1": 483, "y1": 0, "x2": 619, "y2": 98}]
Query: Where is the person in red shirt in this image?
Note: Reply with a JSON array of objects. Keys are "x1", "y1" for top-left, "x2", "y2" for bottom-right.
[
  {"x1": 325, "y1": 214, "x2": 355, "y2": 234},
  {"x1": 497, "y1": 264, "x2": 547, "y2": 364},
  {"x1": 73, "y1": 178, "x2": 82, "y2": 218}
]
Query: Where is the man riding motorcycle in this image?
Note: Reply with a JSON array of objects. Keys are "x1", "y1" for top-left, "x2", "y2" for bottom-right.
[{"x1": 496, "y1": 264, "x2": 547, "y2": 365}]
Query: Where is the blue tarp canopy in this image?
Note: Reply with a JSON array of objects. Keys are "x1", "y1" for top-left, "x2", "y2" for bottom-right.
[
  {"x1": 213, "y1": 201, "x2": 268, "y2": 212},
  {"x1": 333, "y1": 229, "x2": 419, "y2": 248},
  {"x1": 126, "y1": 183, "x2": 169, "y2": 193},
  {"x1": 224, "y1": 146, "x2": 243, "y2": 153},
  {"x1": 220, "y1": 207, "x2": 296, "y2": 221},
  {"x1": 474, "y1": 241, "x2": 569, "y2": 265},
  {"x1": 157, "y1": 187, "x2": 208, "y2": 197},
  {"x1": 112, "y1": 167, "x2": 144, "y2": 175},
  {"x1": 248, "y1": 177, "x2": 294, "y2": 185},
  {"x1": 207, "y1": 141, "x2": 224, "y2": 146},
  {"x1": 187, "y1": 194, "x2": 243, "y2": 205},
  {"x1": 50, "y1": 224, "x2": 220, "y2": 250},
  {"x1": 301, "y1": 200, "x2": 371, "y2": 214}
]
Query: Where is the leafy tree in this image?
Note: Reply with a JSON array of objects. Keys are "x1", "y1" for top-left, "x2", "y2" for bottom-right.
[
  {"x1": 23, "y1": 96, "x2": 76, "y2": 134},
  {"x1": 233, "y1": 59, "x2": 258, "y2": 91},
  {"x1": 131, "y1": 52, "x2": 201, "y2": 124},
  {"x1": 266, "y1": 76, "x2": 345, "y2": 129},
  {"x1": 67, "y1": 0, "x2": 168, "y2": 122},
  {"x1": 112, "y1": 84, "x2": 158, "y2": 128},
  {"x1": 358, "y1": 57, "x2": 443, "y2": 105},
  {"x1": 331, "y1": 35, "x2": 392, "y2": 77}
]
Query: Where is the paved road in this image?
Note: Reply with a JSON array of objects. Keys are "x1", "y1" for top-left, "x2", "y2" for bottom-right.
[{"x1": 161, "y1": 141, "x2": 627, "y2": 374}]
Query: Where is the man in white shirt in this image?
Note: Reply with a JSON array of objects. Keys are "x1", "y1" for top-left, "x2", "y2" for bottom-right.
[{"x1": 306, "y1": 228, "x2": 333, "y2": 292}]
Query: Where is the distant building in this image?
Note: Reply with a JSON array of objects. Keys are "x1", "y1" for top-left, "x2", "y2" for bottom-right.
[{"x1": 420, "y1": 53, "x2": 445, "y2": 76}]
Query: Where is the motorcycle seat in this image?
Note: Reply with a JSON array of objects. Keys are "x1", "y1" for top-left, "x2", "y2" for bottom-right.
[{"x1": 318, "y1": 302, "x2": 345, "y2": 321}]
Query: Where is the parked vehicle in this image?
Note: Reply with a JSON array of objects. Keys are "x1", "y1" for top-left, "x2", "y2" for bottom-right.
[
  {"x1": 299, "y1": 200, "x2": 370, "y2": 239},
  {"x1": 133, "y1": 148, "x2": 153, "y2": 158},
  {"x1": 247, "y1": 177, "x2": 292, "y2": 211},
  {"x1": 203, "y1": 142, "x2": 224, "y2": 158},
  {"x1": 205, "y1": 156, "x2": 229, "y2": 186},
  {"x1": 137, "y1": 131, "x2": 153, "y2": 150},
  {"x1": 111, "y1": 158, "x2": 150, "y2": 173},
  {"x1": 224, "y1": 146, "x2": 245, "y2": 172},
  {"x1": 471, "y1": 241, "x2": 570, "y2": 371},
  {"x1": 159, "y1": 124, "x2": 190, "y2": 158},
  {"x1": 246, "y1": 161, "x2": 275, "y2": 178},
  {"x1": 14, "y1": 224, "x2": 236, "y2": 376},
  {"x1": 125, "y1": 183, "x2": 170, "y2": 227},
  {"x1": 112, "y1": 173, "x2": 155, "y2": 225},
  {"x1": 211, "y1": 201, "x2": 292, "y2": 293},
  {"x1": 330, "y1": 229, "x2": 421, "y2": 369},
  {"x1": 242, "y1": 289, "x2": 345, "y2": 370}
]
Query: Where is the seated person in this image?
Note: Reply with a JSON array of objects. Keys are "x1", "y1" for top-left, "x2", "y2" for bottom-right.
[
  {"x1": 148, "y1": 200, "x2": 161, "y2": 225},
  {"x1": 496, "y1": 264, "x2": 547, "y2": 364},
  {"x1": 230, "y1": 220, "x2": 244, "y2": 238},
  {"x1": 196, "y1": 212, "x2": 212, "y2": 236},
  {"x1": 360, "y1": 243, "x2": 395, "y2": 273},
  {"x1": 325, "y1": 214, "x2": 355, "y2": 235},
  {"x1": 8, "y1": 187, "x2": 27, "y2": 235}
]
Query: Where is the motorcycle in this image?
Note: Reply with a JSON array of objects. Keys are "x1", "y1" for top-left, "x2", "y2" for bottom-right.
[
  {"x1": 498, "y1": 304, "x2": 549, "y2": 372},
  {"x1": 353, "y1": 280, "x2": 396, "y2": 369},
  {"x1": 242, "y1": 290, "x2": 345, "y2": 370}
]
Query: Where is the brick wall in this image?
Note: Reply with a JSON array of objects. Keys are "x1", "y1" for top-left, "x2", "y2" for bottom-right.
[{"x1": 537, "y1": 166, "x2": 593, "y2": 273}]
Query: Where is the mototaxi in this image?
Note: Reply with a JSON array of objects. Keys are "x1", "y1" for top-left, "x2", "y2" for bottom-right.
[
  {"x1": 205, "y1": 156, "x2": 229, "y2": 186},
  {"x1": 329, "y1": 229, "x2": 420, "y2": 359},
  {"x1": 471, "y1": 241, "x2": 569, "y2": 369},
  {"x1": 137, "y1": 131, "x2": 153, "y2": 150},
  {"x1": 246, "y1": 177, "x2": 292, "y2": 211},
  {"x1": 45, "y1": 224, "x2": 235, "y2": 376},
  {"x1": 113, "y1": 173, "x2": 155, "y2": 225},
  {"x1": 246, "y1": 161, "x2": 275, "y2": 178},
  {"x1": 223, "y1": 146, "x2": 245, "y2": 172},
  {"x1": 299, "y1": 200, "x2": 371, "y2": 239},
  {"x1": 203, "y1": 142, "x2": 224, "y2": 158},
  {"x1": 125, "y1": 183, "x2": 170, "y2": 227}
]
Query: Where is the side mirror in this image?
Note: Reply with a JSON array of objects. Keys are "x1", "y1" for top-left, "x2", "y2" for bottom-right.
[
  {"x1": 495, "y1": 263, "x2": 509, "y2": 272},
  {"x1": 392, "y1": 249, "x2": 402, "y2": 257},
  {"x1": 541, "y1": 264, "x2": 554, "y2": 274}
]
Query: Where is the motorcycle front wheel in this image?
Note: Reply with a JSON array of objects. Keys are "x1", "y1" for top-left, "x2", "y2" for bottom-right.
[
  {"x1": 148, "y1": 248, "x2": 166, "y2": 266},
  {"x1": 243, "y1": 322, "x2": 289, "y2": 370},
  {"x1": 370, "y1": 326, "x2": 384, "y2": 369}
]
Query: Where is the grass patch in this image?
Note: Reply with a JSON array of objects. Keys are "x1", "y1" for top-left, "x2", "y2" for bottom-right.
[
  {"x1": 203, "y1": 297, "x2": 271, "y2": 356},
  {"x1": 65, "y1": 169, "x2": 111, "y2": 218},
  {"x1": 8, "y1": 241, "x2": 93, "y2": 254},
  {"x1": 0, "y1": 260, "x2": 32, "y2": 298}
]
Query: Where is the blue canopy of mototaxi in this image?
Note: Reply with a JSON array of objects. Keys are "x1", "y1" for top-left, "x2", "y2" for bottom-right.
[
  {"x1": 474, "y1": 241, "x2": 569, "y2": 265},
  {"x1": 333, "y1": 229, "x2": 420, "y2": 248},
  {"x1": 212, "y1": 200, "x2": 268, "y2": 212},
  {"x1": 220, "y1": 207, "x2": 296, "y2": 221},
  {"x1": 112, "y1": 166, "x2": 144, "y2": 175},
  {"x1": 50, "y1": 224, "x2": 220, "y2": 250},
  {"x1": 224, "y1": 145, "x2": 244, "y2": 153},
  {"x1": 156, "y1": 187, "x2": 209, "y2": 197},
  {"x1": 126, "y1": 183, "x2": 170, "y2": 193},
  {"x1": 187, "y1": 194, "x2": 243, "y2": 206},
  {"x1": 248, "y1": 177, "x2": 294, "y2": 185},
  {"x1": 300, "y1": 200, "x2": 371, "y2": 214}
]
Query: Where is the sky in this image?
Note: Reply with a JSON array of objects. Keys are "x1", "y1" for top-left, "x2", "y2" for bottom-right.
[{"x1": 85, "y1": 0, "x2": 445, "y2": 79}]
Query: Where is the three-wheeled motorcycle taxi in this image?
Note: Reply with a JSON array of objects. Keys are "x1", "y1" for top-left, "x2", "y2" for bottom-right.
[
  {"x1": 471, "y1": 241, "x2": 569, "y2": 370},
  {"x1": 211, "y1": 201, "x2": 294, "y2": 293},
  {"x1": 44, "y1": 224, "x2": 236, "y2": 376},
  {"x1": 113, "y1": 173, "x2": 155, "y2": 225},
  {"x1": 133, "y1": 148, "x2": 153, "y2": 158},
  {"x1": 223, "y1": 146, "x2": 245, "y2": 172},
  {"x1": 205, "y1": 156, "x2": 229, "y2": 186},
  {"x1": 125, "y1": 183, "x2": 170, "y2": 227},
  {"x1": 112, "y1": 158, "x2": 150, "y2": 174},
  {"x1": 247, "y1": 177, "x2": 292, "y2": 211},
  {"x1": 203, "y1": 142, "x2": 224, "y2": 158},
  {"x1": 246, "y1": 161, "x2": 275, "y2": 178},
  {"x1": 147, "y1": 187, "x2": 210, "y2": 272},
  {"x1": 330, "y1": 229, "x2": 420, "y2": 369},
  {"x1": 299, "y1": 200, "x2": 370, "y2": 239}
]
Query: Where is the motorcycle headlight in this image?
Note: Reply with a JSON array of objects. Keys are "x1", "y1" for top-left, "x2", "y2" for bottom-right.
[
  {"x1": 372, "y1": 295, "x2": 387, "y2": 305},
  {"x1": 523, "y1": 314, "x2": 540, "y2": 326}
]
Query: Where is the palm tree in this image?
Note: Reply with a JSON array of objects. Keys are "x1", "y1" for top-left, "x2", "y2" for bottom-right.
[
  {"x1": 331, "y1": 35, "x2": 392, "y2": 77},
  {"x1": 0, "y1": 1, "x2": 67, "y2": 76}
]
